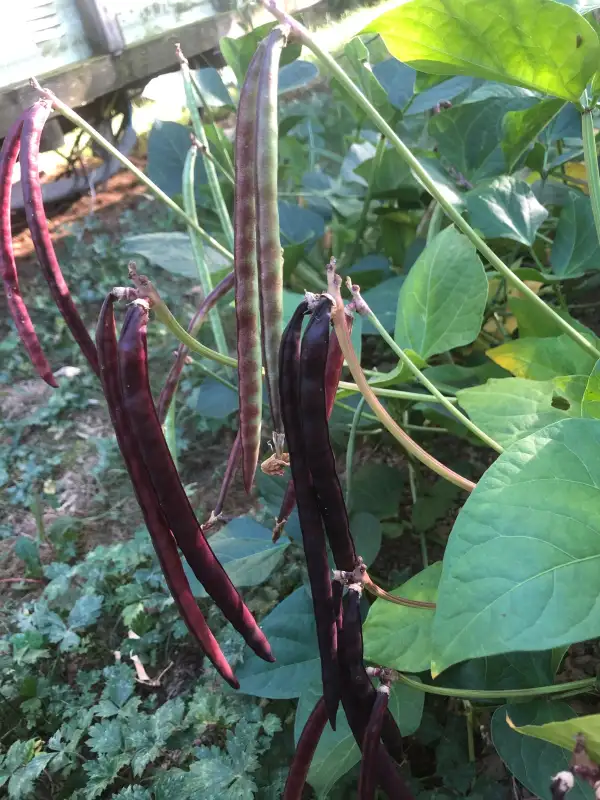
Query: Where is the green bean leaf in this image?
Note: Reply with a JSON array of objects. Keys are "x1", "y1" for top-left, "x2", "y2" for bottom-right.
[
  {"x1": 551, "y1": 193, "x2": 600, "y2": 279},
  {"x1": 237, "y1": 587, "x2": 321, "y2": 698},
  {"x1": 363, "y1": 0, "x2": 600, "y2": 103},
  {"x1": 457, "y1": 376, "x2": 586, "y2": 447},
  {"x1": 363, "y1": 563, "x2": 441, "y2": 673},
  {"x1": 507, "y1": 711, "x2": 600, "y2": 762},
  {"x1": 487, "y1": 334, "x2": 597, "y2": 380},
  {"x1": 183, "y1": 516, "x2": 289, "y2": 596},
  {"x1": 582, "y1": 360, "x2": 600, "y2": 418},
  {"x1": 394, "y1": 227, "x2": 487, "y2": 360},
  {"x1": 492, "y1": 702, "x2": 593, "y2": 800},
  {"x1": 466, "y1": 177, "x2": 548, "y2": 245},
  {"x1": 431, "y1": 418, "x2": 600, "y2": 675}
]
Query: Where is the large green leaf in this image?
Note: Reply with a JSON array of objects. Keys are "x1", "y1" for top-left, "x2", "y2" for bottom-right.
[
  {"x1": 502, "y1": 99, "x2": 565, "y2": 172},
  {"x1": 487, "y1": 334, "x2": 597, "y2": 380},
  {"x1": 431, "y1": 418, "x2": 600, "y2": 675},
  {"x1": 429, "y1": 99, "x2": 533, "y2": 182},
  {"x1": 362, "y1": 276, "x2": 405, "y2": 335},
  {"x1": 551, "y1": 193, "x2": 600, "y2": 278},
  {"x1": 294, "y1": 680, "x2": 424, "y2": 796},
  {"x1": 122, "y1": 233, "x2": 230, "y2": 279},
  {"x1": 363, "y1": 0, "x2": 600, "y2": 103},
  {"x1": 508, "y1": 711, "x2": 600, "y2": 761},
  {"x1": 395, "y1": 227, "x2": 488, "y2": 360},
  {"x1": 492, "y1": 702, "x2": 593, "y2": 800},
  {"x1": 332, "y1": 39, "x2": 395, "y2": 123},
  {"x1": 147, "y1": 121, "x2": 208, "y2": 199},
  {"x1": 466, "y1": 177, "x2": 548, "y2": 245},
  {"x1": 363, "y1": 563, "x2": 441, "y2": 673},
  {"x1": 349, "y1": 463, "x2": 404, "y2": 518},
  {"x1": 582, "y1": 360, "x2": 600, "y2": 418},
  {"x1": 442, "y1": 650, "x2": 556, "y2": 693},
  {"x1": 457, "y1": 376, "x2": 585, "y2": 447},
  {"x1": 237, "y1": 587, "x2": 320, "y2": 698},
  {"x1": 183, "y1": 516, "x2": 290, "y2": 597}
]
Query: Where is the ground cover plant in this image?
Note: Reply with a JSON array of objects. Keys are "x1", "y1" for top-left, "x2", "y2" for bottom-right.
[{"x1": 6, "y1": 0, "x2": 600, "y2": 796}]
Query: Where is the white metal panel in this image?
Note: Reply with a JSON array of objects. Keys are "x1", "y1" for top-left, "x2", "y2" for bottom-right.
[
  {"x1": 0, "y1": 0, "x2": 91, "y2": 88},
  {"x1": 106, "y1": 0, "x2": 229, "y2": 47}
]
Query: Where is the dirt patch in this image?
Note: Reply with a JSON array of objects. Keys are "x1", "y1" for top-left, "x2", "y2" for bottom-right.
[{"x1": 11, "y1": 156, "x2": 149, "y2": 260}]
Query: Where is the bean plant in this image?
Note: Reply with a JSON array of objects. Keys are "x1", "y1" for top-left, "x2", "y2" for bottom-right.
[{"x1": 5, "y1": 0, "x2": 600, "y2": 797}]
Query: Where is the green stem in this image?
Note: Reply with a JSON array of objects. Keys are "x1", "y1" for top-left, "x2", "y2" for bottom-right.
[
  {"x1": 342, "y1": 134, "x2": 385, "y2": 268},
  {"x1": 404, "y1": 410, "x2": 428, "y2": 568},
  {"x1": 150, "y1": 294, "x2": 465, "y2": 405},
  {"x1": 426, "y1": 202, "x2": 444, "y2": 244},
  {"x1": 345, "y1": 396, "x2": 366, "y2": 511},
  {"x1": 337, "y1": 381, "x2": 457, "y2": 404},
  {"x1": 394, "y1": 672, "x2": 596, "y2": 701},
  {"x1": 260, "y1": 2, "x2": 600, "y2": 362},
  {"x1": 189, "y1": 360, "x2": 238, "y2": 393},
  {"x1": 327, "y1": 270, "x2": 476, "y2": 493},
  {"x1": 163, "y1": 402, "x2": 178, "y2": 469},
  {"x1": 182, "y1": 144, "x2": 229, "y2": 357},
  {"x1": 582, "y1": 106, "x2": 600, "y2": 248},
  {"x1": 179, "y1": 51, "x2": 234, "y2": 249},
  {"x1": 366, "y1": 308, "x2": 503, "y2": 453},
  {"x1": 36, "y1": 83, "x2": 233, "y2": 263},
  {"x1": 189, "y1": 71, "x2": 235, "y2": 176},
  {"x1": 196, "y1": 142, "x2": 234, "y2": 184},
  {"x1": 152, "y1": 300, "x2": 236, "y2": 369}
]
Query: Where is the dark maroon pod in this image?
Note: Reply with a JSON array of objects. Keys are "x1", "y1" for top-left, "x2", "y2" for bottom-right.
[
  {"x1": 22, "y1": 100, "x2": 99, "y2": 376},
  {"x1": 283, "y1": 696, "x2": 329, "y2": 800},
  {"x1": 117, "y1": 300, "x2": 273, "y2": 664},
  {"x1": 279, "y1": 299, "x2": 340, "y2": 728},
  {"x1": 359, "y1": 686, "x2": 390, "y2": 800},
  {"x1": 0, "y1": 114, "x2": 56, "y2": 387},
  {"x1": 299, "y1": 296, "x2": 356, "y2": 572},
  {"x1": 96, "y1": 294, "x2": 238, "y2": 688}
]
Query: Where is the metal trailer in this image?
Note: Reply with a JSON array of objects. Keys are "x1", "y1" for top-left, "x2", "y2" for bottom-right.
[{"x1": 0, "y1": 0, "x2": 317, "y2": 203}]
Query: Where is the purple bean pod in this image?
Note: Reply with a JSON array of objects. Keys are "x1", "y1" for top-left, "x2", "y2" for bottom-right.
[
  {"x1": 283, "y1": 696, "x2": 328, "y2": 800},
  {"x1": 359, "y1": 685, "x2": 391, "y2": 800},
  {"x1": 117, "y1": 300, "x2": 274, "y2": 664},
  {"x1": 96, "y1": 293, "x2": 238, "y2": 688},
  {"x1": 300, "y1": 296, "x2": 357, "y2": 572},
  {"x1": 280, "y1": 299, "x2": 339, "y2": 727},
  {"x1": 0, "y1": 114, "x2": 56, "y2": 387},
  {"x1": 234, "y1": 46, "x2": 266, "y2": 492},
  {"x1": 21, "y1": 100, "x2": 99, "y2": 376},
  {"x1": 255, "y1": 26, "x2": 288, "y2": 452}
]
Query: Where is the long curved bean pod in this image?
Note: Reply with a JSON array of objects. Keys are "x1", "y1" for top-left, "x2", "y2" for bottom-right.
[
  {"x1": 0, "y1": 115, "x2": 56, "y2": 387},
  {"x1": 157, "y1": 269, "x2": 234, "y2": 423},
  {"x1": 273, "y1": 313, "x2": 352, "y2": 540},
  {"x1": 273, "y1": 479, "x2": 296, "y2": 541},
  {"x1": 255, "y1": 26, "x2": 289, "y2": 452},
  {"x1": 324, "y1": 314, "x2": 353, "y2": 418},
  {"x1": 21, "y1": 100, "x2": 99, "y2": 376},
  {"x1": 338, "y1": 589, "x2": 412, "y2": 799},
  {"x1": 118, "y1": 300, "x2": 274, "y2": 664},
  {"x1": 300, "y1": 297, "x2": 356, "y2": 572},
  {"x1": 235, "y1": 45, "x2": 266, "y2": 493},
  {"x1": 206, "y1": 431, "x2": 242, "y2": 527},
  {"x1": 359, "y1": 685, "x2": 390, "y2": 800},
  {"x1": 96, "y1": 294, "x2": 238, "y2": 688},
  {"x1": 177, "y1": 45, "x2": 234, "y2": 250},
  {"x1": 283, "y1": 696, "x2": 329, "y2": 800},
  {"x1": 280, "y1": 300, "x2": 339, "y2": 727},
  {"x1": 182, "y1": 140, "x2": 229, "y2": 357}
]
